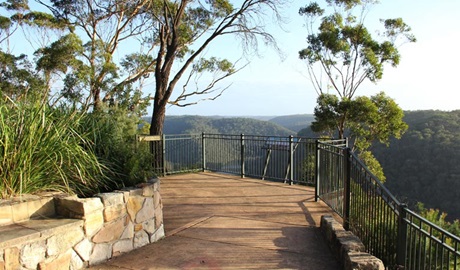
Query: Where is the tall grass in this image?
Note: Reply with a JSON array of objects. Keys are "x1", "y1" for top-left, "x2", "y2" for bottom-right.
[
  {"x1": 0, "y1": 96, "x2": 109, "y2": 198},
  {"x1": 81, "y1": 108, "x2": 155, "y2": 190}
]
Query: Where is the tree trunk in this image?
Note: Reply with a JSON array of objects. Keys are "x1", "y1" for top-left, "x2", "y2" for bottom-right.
[{"x1": 149, "y1": 99, "x2": 167, "y2": 175}]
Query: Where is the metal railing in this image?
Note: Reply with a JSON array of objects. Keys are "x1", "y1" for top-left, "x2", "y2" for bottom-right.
[
  {"x1": 316, "y1": 141, "x2": 460, "y2": 269},
  {"x1": 161, "y1": 133, "x2": 320, "y2": 185},
  {"x1": 146, "y1": 133, "x2": 460, "y2": 269}
]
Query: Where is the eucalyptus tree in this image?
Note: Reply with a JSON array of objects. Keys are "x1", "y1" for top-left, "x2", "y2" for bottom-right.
[
  {"x1": 32, "y1": 0, "x2": 156, "y2": 111},
  {"x1": 146, "y1": 0, "x2": 283, "y2": 135},
  {"x1": 299, "y1": 0, "x2": 415, "y2": 180},
  {"x1": 299, "y1": 0, "x2": 415, "y2": 138}
]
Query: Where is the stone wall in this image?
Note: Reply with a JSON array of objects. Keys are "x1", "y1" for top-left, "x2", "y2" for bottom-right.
[
  {"x1": 0, "y1": 179, "x2": 164, "y2": 269},
  {"x1": 320, "y1": 215, "x2": 384, "y2": 270}
]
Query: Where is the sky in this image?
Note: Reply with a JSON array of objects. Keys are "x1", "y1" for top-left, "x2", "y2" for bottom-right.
[{"x1": 164, "y1": 0, "x2": 460, "y2": 116}]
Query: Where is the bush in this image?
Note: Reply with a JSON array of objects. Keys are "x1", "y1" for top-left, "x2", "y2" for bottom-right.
[
  {"x1": 0, "y1": 96, "x2": 110, "y2": 198},
  {"x1": 81, "y1": 107, "x2": 155, "y2": 191}
]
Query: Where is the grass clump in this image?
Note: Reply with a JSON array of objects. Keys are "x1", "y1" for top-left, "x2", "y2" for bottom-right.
[{"x1": 0, "y1": 95, "x2": 110, "y2": 198}]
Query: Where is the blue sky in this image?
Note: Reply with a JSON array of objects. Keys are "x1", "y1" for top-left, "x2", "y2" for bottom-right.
[
  {"x1": 166, "y1": 0, "x2": 460, "y2": 116},
  {"x1": 3, "y1": 0, "x2": 459, "y2": 116}
]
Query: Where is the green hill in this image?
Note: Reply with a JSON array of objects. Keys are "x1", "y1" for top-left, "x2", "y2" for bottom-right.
[
  {"x1": 268, "y1": 114, "x2": 315, "y2": 132},
  {"x1": 161, "y1": 115, "x2": 296, "y2": 136},
  {"x1": 371, "y1": 110, "x2": 460, "y2": 221}
]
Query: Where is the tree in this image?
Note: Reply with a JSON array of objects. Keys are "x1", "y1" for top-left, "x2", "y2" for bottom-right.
[
  {"x1": 299, "y1": 0, "x2": 415, "y2": 180},
  {"x1": 147, "y1": 0, "x2": 282, "y2": 135},
  {"x1": 33, "y1": 0, "x2": 155, "y2": 111}
]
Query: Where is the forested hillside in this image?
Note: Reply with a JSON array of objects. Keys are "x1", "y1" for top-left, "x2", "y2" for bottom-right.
[
  {"x1": 161, "y1": 115, "x2": 296, "y2": 135},
  {"x1": 268, "y1": 114, "x2": 315, "y2": 133},
  {"x1": 371, "y1": 110, "x2": 460, "y2": 221}
]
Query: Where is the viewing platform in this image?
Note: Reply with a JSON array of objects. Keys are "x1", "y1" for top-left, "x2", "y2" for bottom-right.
[{"x1": 91, "y1": 172, "x2": 343, "y2": 269}]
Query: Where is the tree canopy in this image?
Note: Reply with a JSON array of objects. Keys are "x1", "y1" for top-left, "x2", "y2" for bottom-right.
[{"x1": 299, "y1": 0, "x2": 415, "y2": 180}]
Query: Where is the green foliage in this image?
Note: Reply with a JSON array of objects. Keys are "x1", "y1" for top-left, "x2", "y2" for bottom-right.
[
  {"x1": 0, "y1": 95, "x2": 110, "y2": 198},
  {"x1": 162, "y1": 115, "x2": 295, "y2": 136},
  {"x1": 0, "y1": 51, "x2": 46, "y2": 99},
  {"x1": 269, "y1": 114, "x2": 315, "y2": 133},
  {"x1": 299, "y1": 1, "x2": 415, "y2": 98},
  {"x1": 372, "y1": 110, "x2": 460, "y2": 221},
  {"x1": 311, "y1": 92, "x2": 407, "y2": 182},
  {"x1": 82, "y1": 107, "x2": 156, "y2": 190}
]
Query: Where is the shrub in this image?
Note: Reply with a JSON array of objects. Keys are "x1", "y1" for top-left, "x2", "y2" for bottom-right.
[
  {"x1": 81, "y1": 107, "x2": 155, "y2": 191},
  {"x1": 0, "y1": 95, "x2": 110, "y2": 198}
]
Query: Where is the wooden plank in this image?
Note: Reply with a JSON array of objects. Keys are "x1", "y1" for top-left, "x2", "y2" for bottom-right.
[{"x1": 137, "y1": 135, "x2": 162, "y2": 142}]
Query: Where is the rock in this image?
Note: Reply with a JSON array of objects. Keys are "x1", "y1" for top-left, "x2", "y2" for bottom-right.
[
  {"x1": 150, "y1": 224, "x2": 165, "y2": 243},
  {"x1": 127, "y1": 197, "x2": 145, "y2": 222},
  {"x1": 4, "y1": 247, "x2": 20, "y2": 270},
  {"x1": 89, "y1": 243, "x2": 112, "y2": 266},
  {"x1": 38, "y1": 250, "x2": 72, "y2": 270},
  {"x1": 83, "y1": 211, "x2": 104, "y2": 237},
  {"x1": 21, "y1": 241, "x2": 46, "y2": 269},
  {"x1": 92, "y1": 218, "x2": 125, "y2": 243},
  {"x1": 74, "y1": 238, "x2": 93, "y2": 262},
  {"x1": 47, "y1": 227, "x2": 85, "y2": 256},
  {"x1": 112, "y1": 239, "x2": 134, "y2": 256},
  {"x1": 96, "y1": 193, "x2": 124, "y2": 207},
  {"x1": 120, "y1": 221, "x2": 134, "y2": 239},
  {"x1": 103, "y1": 203, "x2": 126, "y2": 223},
  {"x1": 134, "y1": 230, "x2": 149, "y2": 249},
  {"x1": 70, "y1": 249, "x2": 85, "y2": 270}
]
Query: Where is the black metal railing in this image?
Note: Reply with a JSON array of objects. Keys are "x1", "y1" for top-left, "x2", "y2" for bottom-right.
[
  {"x1": 316, "y1": 141, "x2": 460, "y2": 269},
  {"x1": 147, "y1": 133, "x2": 460, "y2": 269}
]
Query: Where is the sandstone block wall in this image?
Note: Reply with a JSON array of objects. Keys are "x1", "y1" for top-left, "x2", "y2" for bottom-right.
[
  {"x1": 0, "y1": 179, "x2": 164, "y2": 269},
  {"x1": 320, "y1": 215, "x2": 385, "y2": 270}
]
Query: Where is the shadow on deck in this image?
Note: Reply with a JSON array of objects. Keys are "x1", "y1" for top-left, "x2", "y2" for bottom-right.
[{"x1": 91, "y1": 172, "x2": 341, "y2": 269}]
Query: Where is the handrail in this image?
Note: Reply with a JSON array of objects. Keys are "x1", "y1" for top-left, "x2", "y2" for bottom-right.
[{"x1": 151, "y1": 133, "x2": 459, "y2": 269}]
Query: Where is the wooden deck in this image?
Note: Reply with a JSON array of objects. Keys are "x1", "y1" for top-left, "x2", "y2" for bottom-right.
[{"x1": 92, "y1": 172, "x2": 341, "y2": 269}]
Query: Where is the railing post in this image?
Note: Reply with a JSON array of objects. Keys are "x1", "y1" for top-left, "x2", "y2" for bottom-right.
[
  {"x1": 202, "y1": 132, "x2": 206, "y2": 172},
  {"x1": 315, "y1": 140, "x2": 320, "y2": 202},
  {"x1": 162, "y1": 134, "x2": 166, "y2": 177},
  {"x1": 240, "y1": 134, "x2": 245, "y2": 178},
  {"x1": 343, "y1": 147, "x2": 351, "y2": 230},
  {"x1": 289, "y1": 135, "x2": 294, "y2": 185},
  {"x1": 396, "y1": 203, "x2": 408, "y2": 268}
]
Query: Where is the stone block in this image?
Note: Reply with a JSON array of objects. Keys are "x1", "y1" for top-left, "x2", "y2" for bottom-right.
[
  {"x1": 89, "y1": 243, "x2": 112, "y2": 266},
  {"x1": 28, "y1": 197, "x2": 55, "y2": 219},
  {"x1": 136, "y1": 198, "x2": 154, "y2": 224},
  {"x1": 47, "y1": 227, "x2": 85, "y2": 257},
  {"x1": 70, "y1": 249, "x2": 85, "y2": 270},
  {"x1": 153, "y1": 191, "x2": 162, "y2": 209},
  {"x1": 0, "y1": 204, "x2": 13, "y2": 226},
  {"x1": 120, "y1": 221, "x2": 134, "y2": 239},
  {"x1": 96, "y1": 193, "x2": 124, "y2": 207},
  {"x1": 11, "y1": 201, "x2": 29, "y2": 223},
  {"x1": 74, "y1": 238, "x2": 93, "y2": 262},
  {"x1": 103, "y1": 204, "x2": 127, "y2": 223},
  {"x1": 0, "y1": 204, "x2": 12, "y2": 225},
  {"x1": 143, "y1": 220, "x2": 156, "y2": 235},
  {"x1": 127, "y1": 197, "x2": 145, "y2": 222},
  {"x1": 155, "y1": 204, "x2": 163, "y2": 229},
  {"x1": 112, "y1": 239, "x2": 133, "y2": 256},
  {"x1": 56, "y1": 197, "x2": 103, "y2": 217},
  {"x1": 134, "y1": 224, "x2": 143, "y2": 232},
  {"x1": 142, "y1": 185, "x2": 155, "y2": 197},
  {"x1": 134, "y1": 230, "x2": 149, "y2": 249},
  {"x1": 83, "y1": 211, "x2": 104, "y2": 237},
  {"x1": 150, "y1": 224, "x2": 165, "y2": 243},
  {"x1": 126, "y1": 188, "x2": 143, "y2": 197},
  {"x1": 38, "y1": 250, "x2": 72, "y2": 270},
  {"x1": 92, "y1": 218, "x2": 125, "y2": 243},
  {"x1": 21, "y1": 240, "x2": 46, "y2": 269},
  {"x1": 345, "y1": 252, "x2": 385, "y2": 270},
  {"x1": 115, "y1": 191, "x2": 130, "y2": 204},
  {"x1": 4, "y1": 247, "x2": 20, "y2": 270}
]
